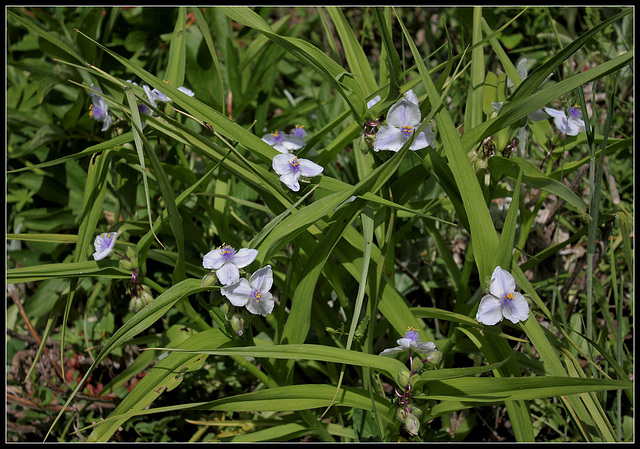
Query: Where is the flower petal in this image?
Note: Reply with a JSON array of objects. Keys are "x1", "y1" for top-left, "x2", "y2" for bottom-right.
[
  {"x1": 543, "y1": 107, "x2": 566, "y2": 119},
  {"x1": 367, "y1": 95, "x2": 381, "y2": 109},
  {"x1": 502, "y1": 292, "x2": 530, "y2": 324},
  {"x1": 216, "y1": 262, "x2": 240, "y2": 286},
  {"x1": 396, "y1": 338, "x2": 414, "y2": 349},
  {"x1": 298, "y1": 159, "x2": 324, "y2": 178},
  {"x1": 280, "y1": 171, "x2": 301, "y2": 191},
  {"x1": 272, "y1": 153, "x2": 294, "y2": 174},
  {"x1": 476, "y1": 294, "x2": 504, "y2": 325},
  {"x1": 405, "y1": 89, "x2": 419, "y2": 106},
  {"x1": 373, "y1": 126, "x2": 404, "y2": 152},
  {"x1": 221, "y1": 279, "x2": 252, "y2": 306},
  {"x1": 414, "y1": 341, "x2": 436, "y2": 354},
  {"x1": 232, "y1": 248, "x2": 258, "y2": 269},
  {"x1": 245, "y1": 291, "x2": 274, "y2": 316},
  {"x1": 249, "y1": 265, "x2": 273, "y2": 293},
  {"x1": 202, "y1": 249, "x2": 225, "y2": 270},
  {"x1": 489, "y1": 266, "x2": 515, "y2": 299},
  {"x1": 379, "y1": 346, "x2": 404, "y2": 356},
  {"x1": 278, "y1": 135, "x2": 306, "y2": 152},
  {"x1": 408, "y1": 130, "x2": 429, "y2": 151},
  {"x1": 387, "y1": 100, "x2": 421, "y2": 128}
]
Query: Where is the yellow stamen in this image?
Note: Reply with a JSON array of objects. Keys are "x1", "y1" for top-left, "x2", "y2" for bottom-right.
[
  {"x1": 271, "y1": 130, "x2": 279, "y2": 137},
  {"x1": 401, "y1": 125, "x2": 413, "y2": 133},
  {"x1": 406, "y1": 326, "x2": 417, "y2": 332},
  {"x1": 89, "y1": 104, "x2": 94, "y2": 117}
]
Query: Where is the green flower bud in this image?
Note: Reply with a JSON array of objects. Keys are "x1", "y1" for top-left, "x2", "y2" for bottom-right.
[
  {"x1": 201, "y1": 272, "x2": 219, "y2": 288},
  {"x1": 404, "y1": 413, "x2": 420, "y2": 436},
  {"x1": 397, "y1": 369, "x2": 411, "y2": 387},
  {"x1": 139, "y1": 285, "x2": 154, "y2": 307},
  {"x1": 219, "y1": 302, "x2": 230, "y2": 317},
  {"x1": 231, "y1": 314, "x2": 245, "y2": 337},
  {"x1": 397, "y1": 407, "x2": 409, "y2": 422},
  {"x1": 426, "y1": 350, "x2": 443, "y2": 365},
  {"x1": 412, "y1": 357, "x2": 423, "y2": 372},
  {"x1": 409, "y1": 373, "x2": 420, "y2": 387},
  {"x1": 126, "y1": 247, "x2": 138, "y2": 265},
  {"x1": 408, "y1": 403, "x2": 423, "y2": 418},
  {"x1": 129, "y1": 295, "x2": 145, "y2": 313}
]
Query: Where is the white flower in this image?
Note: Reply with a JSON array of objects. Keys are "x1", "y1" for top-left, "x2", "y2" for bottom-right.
[
  {"x1": 544, "y1": 106, "x2": 586, "y2": 136},
  {"x1": 221, "y1": 265, "x2": 275, "y2": 316},
  {"x1": 373, "y1": 89, "x2": 435, "y2": 152},
  {"x1": 202, "y1": 244, "x2": 258, "y2": 285},
  {"x1": 262, "y1": 130, "x2": 306, "y2": 153},
  {"x1": 92, "y1": 232, "x2": 118, "y2": 260},
  {"x1": 272, "y1": 153, "x2": 323, "y2": 192},
  {"x1": 476, "y1": 266, "x2": 529, "y2": 325},
  {"x1": 380, "y1": 326, "x2": 436, "y2": 356}
]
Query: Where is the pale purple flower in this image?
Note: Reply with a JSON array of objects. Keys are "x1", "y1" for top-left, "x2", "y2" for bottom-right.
[
  {"x1": 262, "y1": 130, "x2": 306, "y2": 153},
  {"x1": 374, "y1": 89, "x2": 435, "y2": 152},
  {"x1": 476, "y1": 266, "x2": 529, "y2": 325},
  {"x1": 289, "y1": 124, "x2": 307, "y2": 138},
  {"x1": 544, "y1": 106, "x2": 586, "y2": 136},
  {"x1": 221, "y1": 265, "x2": 274, "y2": 316},
  {"x1": 92, "y1": 232, "x2": 118, "y2": 261},
  {"x1": 89, "y1": 84, "x2": 112, "y2": 131},
  {"x1": 202, "y1": 244, "x2": 258, "y2": 285},
  {"x1": 380, "y1": 326, "x2": 436, "y2": 356},
  {"x1": 272, "y1": 153, "x2": 323, "y2": 192}
]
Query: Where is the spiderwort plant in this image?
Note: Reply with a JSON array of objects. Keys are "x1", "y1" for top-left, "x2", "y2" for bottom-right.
[
  {"x1": 221, "y1": 265, "x2": 274, "y2": 317},
  {"x1": 476, "y1": 266, "x2": 530, "y2": 325},
  {"x1": 373, "y1": 89, "x2": 436, "y2": 152},
  {"x1": 88, "y1": 84, "x2": 112, "y2": 132},
  {"x1": 202, "y1": 244, "x2": 258, "y2": 285},
  {"x1": 380, "y1": 326, "x2": 441, "y2": 436}
]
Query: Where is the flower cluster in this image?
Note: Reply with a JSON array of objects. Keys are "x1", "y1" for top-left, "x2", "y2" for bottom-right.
[
  {"x1": 263, "y1": 124, "x2": 324, "y2": 192},
  {"x1": 202, "y1": 245, "x2": 275, "y2": 320},
  {"x1": 380, "y1": 326, "x2": 442, "y2": 436}
]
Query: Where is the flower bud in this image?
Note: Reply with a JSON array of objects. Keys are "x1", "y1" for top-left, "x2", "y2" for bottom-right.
[
  {"x1": 412, "y1": 356, "x2": 423, "y2": 372},
  {"x1": 219, "y1": 302, "x2": 230, "y2": 317},
  {"x1": 409, "y1": 373, "x2": 420, "y2": 387},
  {"x1": 404, "y1": 413, "x2": 420, "y2": 436},
  {"x1": 408, "y1": 403, "x2": 423, "y2": 418},
  {"x1": 426, "y1": 350, "x2": 443, "y2": 365},
  {"x1": 231, "y1": 314, "x2": 245, "y2": 337},
  {"x1": 139, "y1": 285, "x2": 154, "y2": 307},
  {"x1": 397, "y1": 369, "x2": 411, "y2": 387},
  {"x1": 129, "y1": 295, "x2": 145, "y2": 313},
  {"x1": 396, "y1": 407, "x2": 409, "y2": 422},
  {"x1": 201, "y1": 272, "x2": 218, "y2": 288}
]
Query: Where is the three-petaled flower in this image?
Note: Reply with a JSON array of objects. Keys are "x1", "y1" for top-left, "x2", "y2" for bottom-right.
[
  {"x1": 262, "y1": 129, "x2": 306, "y2": 153},
  {"x1": 476, "y1": 266, "x2": 529, "y2": 325},
  {"x1": 380, "y1": 326, "x2": 437, "y2": 356},
  {"x1": 272, "y1": 153, "x2": 323, "y2": 192},
  {"x1": 92, "y1": 232, "x2": 118, "y2": 261},
  {"x1": 143, "y1": 84, "x2": 194, "y2": 109},
  {"x1": 374, "y1": 89, "x2": 435, "y2": 152},
  {"x1": 221, "y1": 265, "x2": 275, "y2": 317},
  {"x1": 544, "y1": 106, "x2": 586, "y2": 136},
  {"x1": 89, "y1": 84, "x2": 113, "y2": 132},
  {"x1": 202, "y1": 244, "x2": 258, "y2": 286}
]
